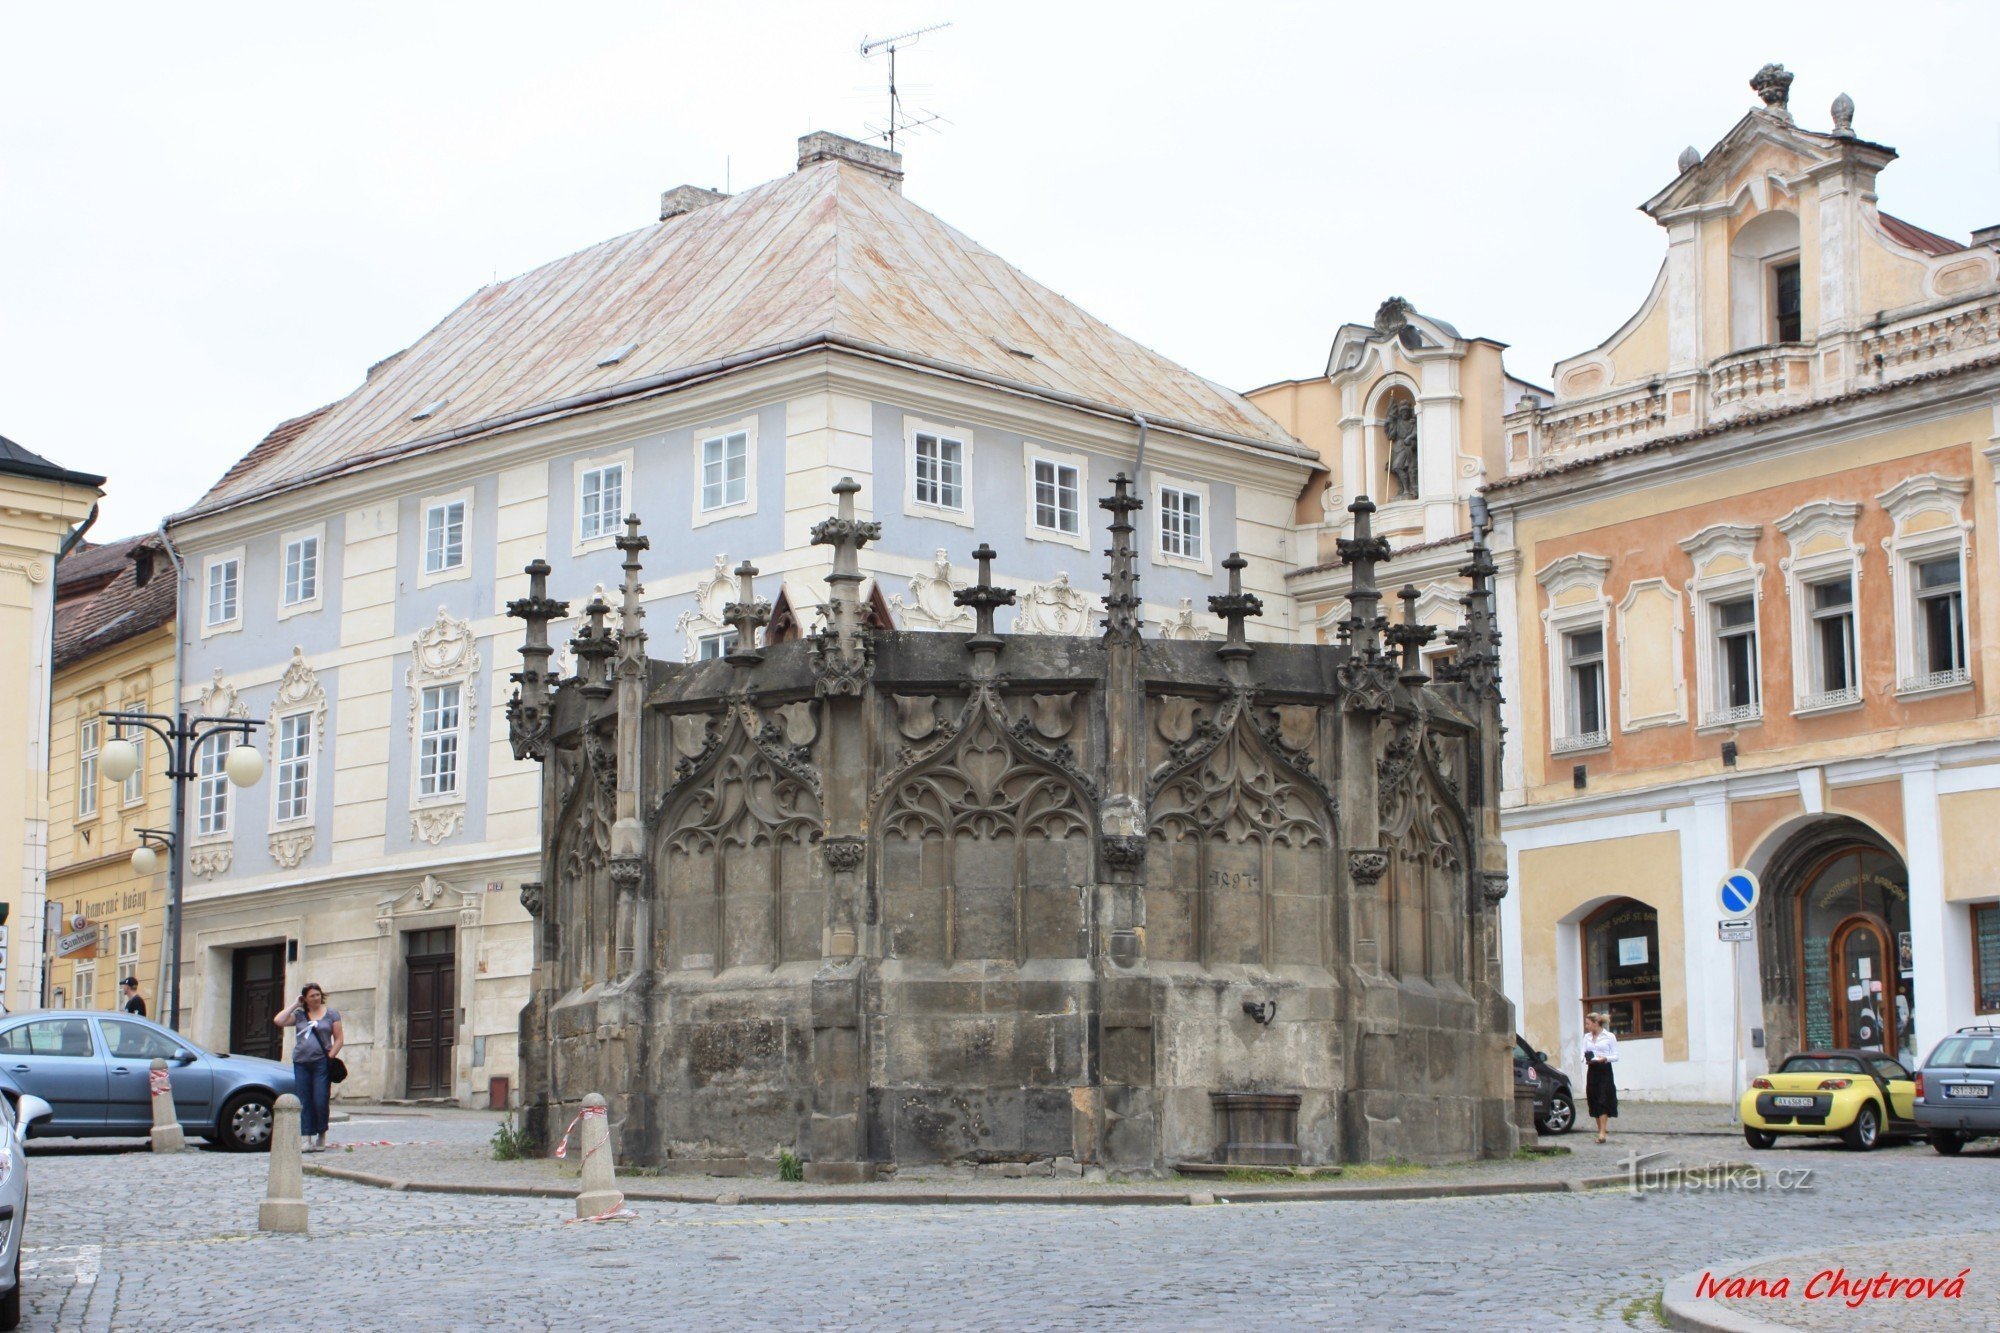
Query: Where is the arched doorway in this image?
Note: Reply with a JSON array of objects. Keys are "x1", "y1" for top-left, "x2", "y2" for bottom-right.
[{"x1": 1755, "y1": 819, "x2": 1913, "y2": 1064}]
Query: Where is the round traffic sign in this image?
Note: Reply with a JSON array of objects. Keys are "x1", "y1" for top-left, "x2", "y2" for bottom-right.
[{"x1": 1719, "y1": 870, "x2": 1759, "y2": 917}]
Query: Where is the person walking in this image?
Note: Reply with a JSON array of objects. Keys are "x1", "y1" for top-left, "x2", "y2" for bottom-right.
[
  {"x1": 121, "y1": 977, "x2": 146, "y2": 1017},
  {"x1": 273, "y1": 982, "x2": 342, "y2": 1153},
  {"x1": 1582, "y1": 1010, "x2": 1619, "y2": 1144}
]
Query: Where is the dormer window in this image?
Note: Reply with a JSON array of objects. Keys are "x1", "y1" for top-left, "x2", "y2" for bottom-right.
[{"x1": 1771, "y1": 259, "x2": 1803, "y2": 342}]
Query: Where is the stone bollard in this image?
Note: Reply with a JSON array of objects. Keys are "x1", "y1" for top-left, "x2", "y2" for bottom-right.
[
  {"x1": 573, "y1": 1092, "x2": 623, "y2": 1219},
  {"x1": 259, "y1": 1093, "x2": 309, "y2": 1234},
  {"x1": 148, "y1": 1059, "x2": 186, "y2": 1153}
]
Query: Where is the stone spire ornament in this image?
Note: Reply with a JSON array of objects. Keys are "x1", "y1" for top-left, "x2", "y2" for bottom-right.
[
  {"x1": 1750, "y1": 63, "x2": 1794, "y2": 118},
  {"x1": 1337, "y1": 495, "x2": 1392, "y2": 659},
  {"x1": 953, "y1": 543, "x2": 1015, "y2": 659},
  {"x1": 1677, "y1": 145, "x2": 1702, "y2": 175},
  {"x1": 505, "y1": 558, "x2": 569, "y2": 761},
  {"x1": 574, "y1": 589, "x2": 616, "y2": 701},
  {"x1": 1830, "y1": 91, "x2": 1855, "y2": 138},
  {"x1": 1100, "y1": 473, "x2": 1144, "y2": 643},
  {"x1": 1209, "y1": 552, "x2": 1262, "y2": 666},
  {"x1": 1386, "y1": 585, "x2": 1438, "y2": 684},
  {"x1": 809, "y1": 477, "x2": 882, "y2": 696},
  {"x1": 614, "y1": 515, "x2": 649, "y2": 671},
  {"x1": 721, "y1": 560, "x2": 770, "y2": 667}
]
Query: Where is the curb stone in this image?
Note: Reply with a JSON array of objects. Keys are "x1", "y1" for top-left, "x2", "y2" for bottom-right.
[
  {"x1": 301, "y1": 1160, "x2": 1761, "y2": 1208},
  {"x1": 1663, "y1": 1260, "x2": 1821, "y2": 1333}
]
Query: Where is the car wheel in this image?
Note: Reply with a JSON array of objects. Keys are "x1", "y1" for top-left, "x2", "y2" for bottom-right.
[
  {"x1": 1539, "y1": 1090, "x2": 1575, "y2": 1135},
  {"x1": 1840, "y1": 1102, "x2": 1881, "y2": 1151},
  {"x1": 1931, "y1": 1132, "x2": 1967, "y2": 1156},
  {"x1": 218, "y1": 1090, "x2": 276, "y2": 1152},
  {"x1": 1743, "y1": 1127, "x2": 1776, "y2": 1150},
  {"x1": 1, "y1": 1251, "x2": 21, "y2": 1331}
]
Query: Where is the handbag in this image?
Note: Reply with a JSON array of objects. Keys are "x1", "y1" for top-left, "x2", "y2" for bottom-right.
[{"x1": 328, "y1": 1055, "x2": 348, "y2": 1085}]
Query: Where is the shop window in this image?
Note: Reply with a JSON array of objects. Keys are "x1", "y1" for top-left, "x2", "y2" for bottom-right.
[
  {"x1": 1581, "y1": 898, "x2": 1663, "y2": 1039},
  {"x1": 1975, "y1": 903, "x2": 2000, "y2": 1016}
]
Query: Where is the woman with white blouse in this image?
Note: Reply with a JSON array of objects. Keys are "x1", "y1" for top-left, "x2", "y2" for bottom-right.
[{"x1": 1582, "y1": 1011, "x2": 1619, "y2": 1143}]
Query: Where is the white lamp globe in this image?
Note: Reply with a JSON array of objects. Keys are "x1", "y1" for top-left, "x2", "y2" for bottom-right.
[
  {"x1": 225, "y1": 743, "x2": 265, "y2": 788},
  {"x1": 131, "y1": 844, "x2": 160, "y2": 877},
  {"x1": 100, "y1": 738, "x2": 141, "y2": 784}
]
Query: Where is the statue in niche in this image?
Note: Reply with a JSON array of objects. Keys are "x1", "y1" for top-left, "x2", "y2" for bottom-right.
[{"x1": 1385, "y1": 397, "x2": 1420, "y2": 500}]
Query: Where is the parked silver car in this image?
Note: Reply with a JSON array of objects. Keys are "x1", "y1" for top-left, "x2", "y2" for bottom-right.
[
  {"x1": 0, "y1": 1011, "x2": 297, "y2": 1152},
  {"x1": 0, "y1": 1083, "x2": 53, "y2": 1330},
  {"x1": 1914, "y1": 1024, "x2": 2000, "y2": 1154}
]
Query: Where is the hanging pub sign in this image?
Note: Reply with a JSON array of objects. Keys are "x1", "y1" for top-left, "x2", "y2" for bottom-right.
[{"x1": 55, "y1": 921, "x2": 100, "y2": 958}]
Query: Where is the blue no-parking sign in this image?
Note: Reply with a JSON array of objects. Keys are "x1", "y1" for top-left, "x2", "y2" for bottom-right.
[{"x1": 1719, "y1": 869, "x2": 1760, "y2": 918}]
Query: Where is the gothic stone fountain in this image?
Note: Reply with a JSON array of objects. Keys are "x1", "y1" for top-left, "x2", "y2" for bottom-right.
[{"x1": 508, "y1": 476, "x2": 1517, "y2": 1178}]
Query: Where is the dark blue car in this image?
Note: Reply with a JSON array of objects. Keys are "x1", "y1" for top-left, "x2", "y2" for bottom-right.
[{"x1": 0, "y1": 1011, "x2": 297, "y2": 1151}]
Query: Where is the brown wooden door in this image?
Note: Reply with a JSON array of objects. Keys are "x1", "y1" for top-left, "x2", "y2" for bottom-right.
[
  {"x1": 404, "y1": 939, "x2": 456, "y2": 1098},
  {"x1": 229, "y1": 945, "x2": 285, "y2": 1060},
  {"x1": 1831, "y1": 916, "x2": 1892, "y2": 1052}
]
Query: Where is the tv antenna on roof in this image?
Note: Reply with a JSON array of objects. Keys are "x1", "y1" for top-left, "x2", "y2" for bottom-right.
[{"x1": 859, "y1": 22, "x2": 951, "y2": 154}]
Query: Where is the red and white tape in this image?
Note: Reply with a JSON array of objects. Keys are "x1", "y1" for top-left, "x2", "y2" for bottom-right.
[
  {"x1": 148, "y1": 1068, "x2": 171, "y2": 1098},
  {"x1": 553, "y1": 1103, "x2": 607, "y2": 1160}
]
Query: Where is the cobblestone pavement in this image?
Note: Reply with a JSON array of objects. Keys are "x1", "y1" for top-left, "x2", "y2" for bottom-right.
[{"x1": 15, "y1": 1109, "x2": 1996, "y2": 1330}]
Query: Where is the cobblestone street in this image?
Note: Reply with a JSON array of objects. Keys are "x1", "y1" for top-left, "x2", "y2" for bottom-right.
[{"x1": 12, "y1": 1107, "x2": 1997, "y2": 1329}]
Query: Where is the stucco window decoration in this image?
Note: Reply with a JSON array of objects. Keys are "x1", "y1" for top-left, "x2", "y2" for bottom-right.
[
  {"x1": 904, "y1": 419, "x2": 973, "y2": 526},
  {"x1": 1614, "y1": 579, "x2": 1687, "y2": 732},
  {"x1": 188, "y1": 670, "x2": 250, "y2": 879},
  {"x1": 692, "y1": 419, "x2": 755, "y2": 527},
  {"x1": 890, "y1": 550, "x2": 974, "y2": 632},
  {"x1": 202, "y1": 549, "x2": 243, "y2": 634},
  {"x1": 575, "y1": 452, "x2": 630, "y2": 548},
  {"x1": 1012, "y1": 572, "x2": 1097, "y2": 636},
  {"x1": 267, "y1": 647, "x2": 327, "y2": 869},
  {"x1": 407, "y1": 607, "x2": 480, "y2": 845},
  {"x1": 675, "y1": 557, "x2": 738, "y2": 662},
  {"x1": 1537, "y1": 553, "x2": 1612, "y2": 754},
  {"x1": 1023, "y1": 446, "x2": 1088, "y2": 550},
  {"x1": 1154, "y1": 597, "x2": 1214, "y2": 641},
  {"x1": 1879, "y1": 474, "x2": 1973, "y2": 697},
  {"x1": 1776, "y1": 500, "x2": 1864, "y2": 714},
  {"x1": 1679, "y1": 524, "x2": 1765, "y2": 729}
]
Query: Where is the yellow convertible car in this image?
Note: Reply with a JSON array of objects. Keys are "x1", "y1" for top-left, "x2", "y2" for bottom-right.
[{"x1": 1740, "y1": 1050, "x2": 1923, "y2": 1151}]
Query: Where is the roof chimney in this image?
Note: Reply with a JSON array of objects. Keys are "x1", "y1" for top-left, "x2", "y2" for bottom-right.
[
  {"x1": 796, "y1": 131, "x2": 904, "y2": 193},
  {"x1": 659, "y1": 185, "x2": 729, "y2": 222}
]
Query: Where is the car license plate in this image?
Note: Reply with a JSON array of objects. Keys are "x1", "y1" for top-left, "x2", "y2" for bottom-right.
[
  {"x1": 1944, "y1": 1084, "x2": 1990, "y2": 1099},
  {"x1": 1772, "y1": 1095, "x2": 1815, "y2": 1108}
]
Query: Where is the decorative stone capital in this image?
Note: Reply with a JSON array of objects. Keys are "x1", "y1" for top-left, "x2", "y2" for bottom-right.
[
  {"x1": 520, "y1": 881, "x2": 545, "y2": 919},
  {"x1": 1101, "y1": 835, "x2": 1148, "y2": 874},
  {"x1": 819, "y1": 835, "x2": 867, "y2": 873},
  {"x1": 1480, "y1": 871, "x2": 1510, "y2": 906},
  {"x1": 608, "y1": 855, "x2": 645, "y2": 891},
  {"x1": 1348, "y1": 849, "x2": 1390, "y2": 886}
]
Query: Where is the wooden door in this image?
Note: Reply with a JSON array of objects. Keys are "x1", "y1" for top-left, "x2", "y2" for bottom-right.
[
  {"x1": 1831, "y1": 916, "x2": 1892, "y2": 1052},
  {"x1": 229, "y1": 945, "x2": 285, "y2": 1060},
  {"x1": 404, "y1": 934, "x2": 456, "y2": 1098}
]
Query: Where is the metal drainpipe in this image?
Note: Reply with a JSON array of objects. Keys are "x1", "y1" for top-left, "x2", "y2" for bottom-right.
[
  {"x1": 152, "y1": 524, "x2": 188, "y2": 1030},
  {"x1": 40, "y1": 505, "x2": 99, "y2": 1010}
]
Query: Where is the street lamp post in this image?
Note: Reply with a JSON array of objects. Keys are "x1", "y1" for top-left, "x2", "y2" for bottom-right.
[{"x1": 98, "y1": 710, "x2": 264, "y2": 1031}]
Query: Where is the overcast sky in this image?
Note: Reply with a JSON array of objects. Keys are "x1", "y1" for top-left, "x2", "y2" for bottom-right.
[{"x1": 5, "y1": 2, "x2": 1996, "y2": 536}]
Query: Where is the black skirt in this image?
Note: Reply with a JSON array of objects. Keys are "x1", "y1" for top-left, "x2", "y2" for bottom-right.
[{"x1": 1586, "y1": 1059, "x2": 1618, "y2": 1118}]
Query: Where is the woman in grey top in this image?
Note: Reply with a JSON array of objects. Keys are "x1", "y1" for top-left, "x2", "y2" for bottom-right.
[{"x1": 273, "y1": 983, "x2": 343, "y2": 1152}]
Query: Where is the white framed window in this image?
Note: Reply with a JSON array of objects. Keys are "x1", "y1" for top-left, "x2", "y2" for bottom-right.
[
  {"x1": 74, "y1": 966, "x2": 96, "y2": 1012},
  {"x1": 1154, "y1": 477, "x2": 1213, "y2": 572},
  {"x1": 417, "y1": 682, "x2": 463, "y2": 800},
  {"x1": 576, "y1": 454, "x2": 629, "y2": 548},
  {"x1": 194, "y1": 732, "x2": 231, "y2": 838},
  {"x1": 1879, "y1": 474, "x2": 1974, "y2": 697},
  {"x1": 202, "y1": 549, "x2": 243, "y2": 633},
  {"x1": 1536, "y1": 552, "x2": 1612, "y2": 754},
  {"x1": 1022, "y1": 446, "x2": 1088, "y2": 549},
  {"x1": 418, "y1": 490, "x2": 472, "y2": 585},
  {"x1": 119, "y1": 712, "x2": 145, "y2": 807},
  {"x1": 1680, "y1": 523, "x2": 1764, "y2": 729},
  {"x1": 77, "y1": 717, "x2": 100, "y2": 819},
  {"x1": 273, "y1": 712, "x2": 313, "y2": 824},
  {"x1": 117, "y1": 926, "x2": 139, "y2": 973},
  {"x1": 696, "y1": 629, "x2": 739, "y2": 661},
  {"x1": 904, "y1": 419, "x2": 974, "y2": 526},
  {"x1": 279, "y1": 526, "x2": 323, "y2": 615},
  {"x1": 691, "y1": 419, "x2": 756, "y2": 527},
  {"x1": 1777, "y1": 501, "x2": 1864, "y2": 715}
]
